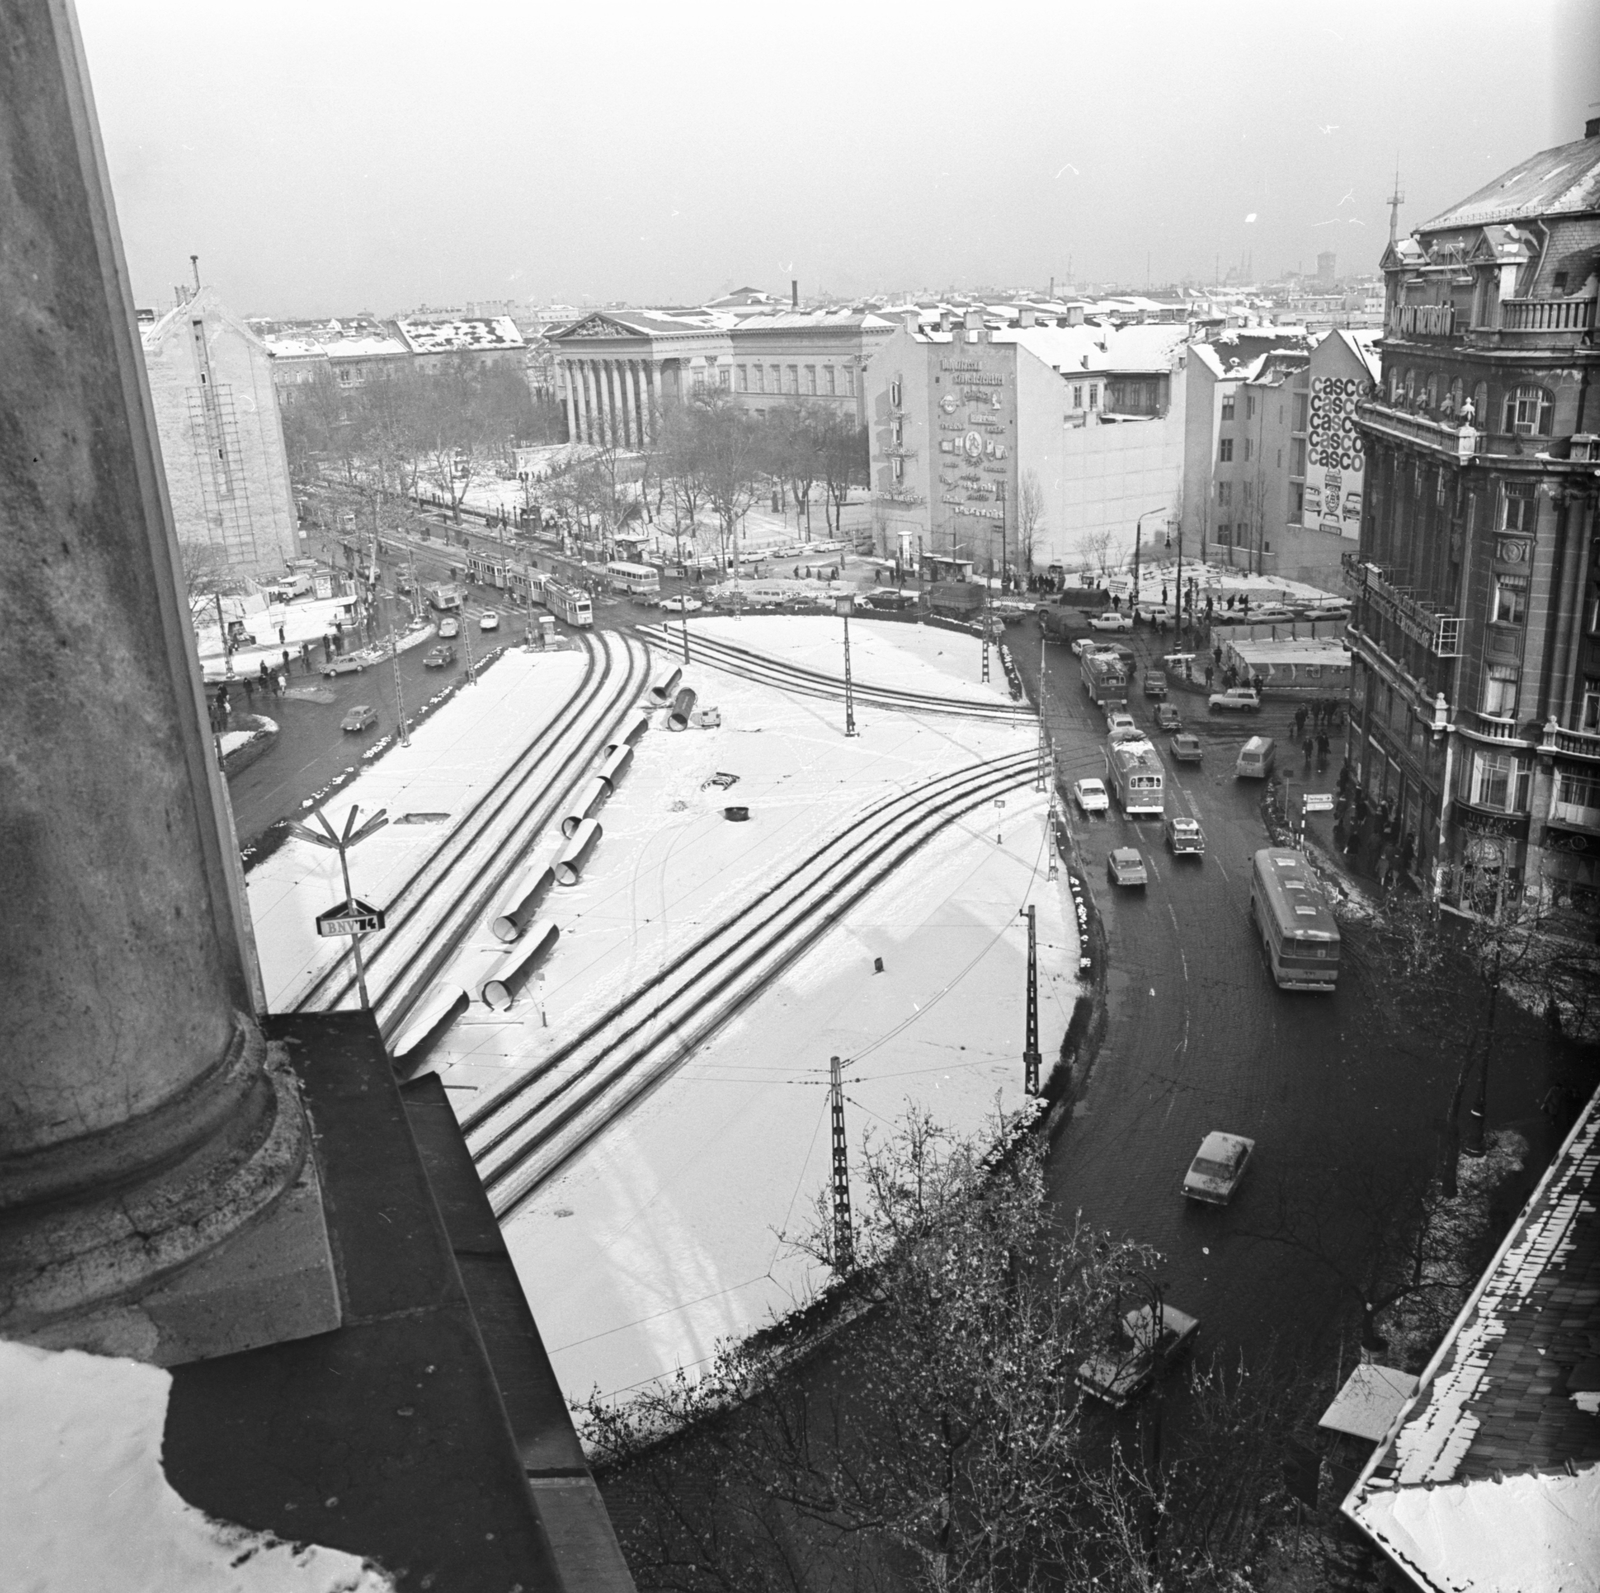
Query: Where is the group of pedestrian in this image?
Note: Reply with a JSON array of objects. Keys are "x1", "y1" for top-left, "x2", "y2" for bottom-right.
[{"x1": 1331, "y1": 765, "x2": 1417, "y2": 895}]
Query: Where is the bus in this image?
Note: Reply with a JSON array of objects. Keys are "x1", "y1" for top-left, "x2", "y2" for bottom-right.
[
  {"x1": 1081, "y1": 649, "x2": 1128, "y2": 715},
  {"x1": 1107, "y1": 734, "x2": 1165, "y2": 817},
  {"x1": 424, "y1": 582, "x2": 464, "y2": 613},
  {"x1": 606, "y1": 560, "x2": 661, "y2": 599},
  {"x1": 1249, "y1": 848, "x2": 1340, "y2": 992},
  {"x1": 542, "y1": 577, "x2": 593, "y2": 628}
]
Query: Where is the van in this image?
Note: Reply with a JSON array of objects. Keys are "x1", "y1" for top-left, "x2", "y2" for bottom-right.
[{"x1": 1236, "y1": 735, "x2": 1276, "y2": 779}]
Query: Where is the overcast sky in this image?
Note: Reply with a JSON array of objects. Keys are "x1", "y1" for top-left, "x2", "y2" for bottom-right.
[{"x1": 76, "y1": 0, "x2": 1599, "y2": 318}]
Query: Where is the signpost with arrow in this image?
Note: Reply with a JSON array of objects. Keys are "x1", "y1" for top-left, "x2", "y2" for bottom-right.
[{"x1": 287, "y1": 803, "x2": 389, "y2": 1010}]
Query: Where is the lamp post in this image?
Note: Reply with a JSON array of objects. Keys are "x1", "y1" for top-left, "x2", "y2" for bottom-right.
[
  {"x1": 1134, "y1": 505, "x2": 1168, "y2": 608},
  {"x1": 835, "y1": 591, "x2": 858, "y2": 737},
  {"x1": 287, "y1": 803, "x2": 390, "y2": 1010}
]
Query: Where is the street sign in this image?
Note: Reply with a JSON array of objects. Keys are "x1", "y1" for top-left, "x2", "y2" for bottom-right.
[
  {"x1": 317, "y1": 898, "x2": 386, "y2": 937},
  {"x1": 1302, "y1": 793, "x2": 1336, "y2": 813}
]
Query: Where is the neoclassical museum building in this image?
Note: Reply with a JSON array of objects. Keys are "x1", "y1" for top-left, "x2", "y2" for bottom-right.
[
  {"x1": 547, "y1": 296, "x2": 892, "y2": 446},
  {"x1": 1349, "y1": 118, "x2": 1600, "y2": 924}
]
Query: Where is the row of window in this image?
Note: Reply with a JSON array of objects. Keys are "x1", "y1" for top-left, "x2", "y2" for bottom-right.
[
  {"x1": 733, "y1": 363, "x2": 855, "y2": 397},
  {"x1": 1386, "y1": 369, "x2": 1555, "y2": 437},
  {"x1": 1217, "y1": 437, "x2": 1257, "y2": 463}
]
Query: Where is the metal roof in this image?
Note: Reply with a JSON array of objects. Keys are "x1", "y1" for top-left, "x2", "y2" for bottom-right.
[{"x1": 1419, "y1": 132, "x2": 1600, "y2": 231}]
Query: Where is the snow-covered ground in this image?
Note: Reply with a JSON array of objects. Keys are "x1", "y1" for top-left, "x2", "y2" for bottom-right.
[{"x1": 415, "y1": 618, "x2": 1079, "y2": 1401}]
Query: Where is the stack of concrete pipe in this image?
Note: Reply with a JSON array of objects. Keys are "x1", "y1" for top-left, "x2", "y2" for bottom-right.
[
  {"x1": 490, "y1": 863, "x2": 556, "y2": 943},
  {"x1": 554, "y1": 818, "x2": 602, "y2": 886}
]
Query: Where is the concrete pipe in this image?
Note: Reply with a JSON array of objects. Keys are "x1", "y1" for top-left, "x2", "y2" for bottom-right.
[
  {"x1": 668, "y1": 687, "x2": 698, "y2": 731},
  {"x1": 489, "y1": 864, "x2": 555, "y2": 943},
  {"x1": 597, "y1": 742, "x2": 634, "y2": 791},
  {"x1": 389, "y1": 986, "x2": 470, "y2": 1064},
  {"x1": 620, "y1": 710, "x2": 650, "y2": 747},
  {"x1": 554, "y1": 818, "x2": 603, "y2": 886},
  {"x1": 560, "y1": 776, "x2": 611, "y2": 838},
  {"x1": 650, "y1": 666, "x2": 683, "y2": 704},
  {"x1": 479, "y1": 920, "x2": 559, "y2": 1010}
]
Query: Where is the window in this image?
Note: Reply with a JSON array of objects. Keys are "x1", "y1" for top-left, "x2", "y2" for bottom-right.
[
  {"x1": 1290, "y1": 483, "x2": 1304, "y2": 517},
  {"x1": 1503, "y1": 385, "x2": 1553, "y2": 437},
  {"x1": 1388, "y1": 367, "x2": 1402, "y2": 403},
  {"x1": 1246, "y1": 393, "x2": 1256, "y2": 419},
  {"x1": 786, "y1": 365, "x2": 799, "y2": 394},
  {"x1": 1072, "y1": 384, "x2": 1083, "y2": 408},
  {"x1": 737, "y1": 364, "x2": 748, "y2": 392},
  {"x1": 890, "y1": 418, "x2": 903, "y2": 448},
  {"x1": 1501, "y1": 481, "x2": 1538, "y2": 534},
  {"x1": 1243, "y1": 437, "x2": 1253, "y2": 462},
  {"x1": 1553, "y1": 271, "x2": 1569, "y2": 295},
  {"x1": 805, "y1": 365, "x2": 817, "y2": 395},
  {"x1": 842, "y1": 367, "x2": 854, "y2": 396},
  {"x1": 1217, "y1": 481, "x2": 1232, "y2": 507},
  {"x1": 1243, "y1": 480, "x2": 1254, "y2": 508},
  {"x1": 1554, "y1": 770, "x2": 1600, "y2": 826},
  {"x1": 1089, "y1": 383, "x2": 1099, "y2": 410},
  {"x1": 826, "y1": 366, "x2": 837, "y2": 396},
  {"x1": 1481, "y1": 664, "x2": 1518, "y2": 717},
  {"x1": 1221, "y1": 395, "x2": 1235, "y2": 420},
  {"x1": 1216, "y1": 523, "x2": 1231, "y2": 545},
  {"x1": 1290, "y1": 437, "x2": 1305, "y2": 476},
  {"x1": 1492, "y1": 573, "x2": 1528, "y2": 625},
  {"x1": 1468, "y1": 751, "x2": 1513, "y2": 811},
  {"x1": 1293, "y1": 392, "x2": 1307, "y2": 431},
  {"x1": 1218, "y1": 438, "x2": 1234, "y2": 462},
  {"x1": 770, "y1": 365, "x2": 781, "y2": 392},
  {"x1": 1404, "y1": 369, "x2": 1416, "y2": 403},
  {"x1": 718, "y1": 367, "x2": 730, "y2": 390},
  {"x1": 893, "y1": 456, "x2": 904, "y2": 484},
  {"x1": 1425, "y1": 374, "x2": 1438, "y2": 410},
  {"x1": 1436, "y1": 468, "x2": 1447, "y2": 508},
  {"x1": 889, "y1": 376, "x2": 902, "y2": 408},
  {"x1": 1473, "y1": 381, "x2": 1488, "y2": 427},
  {"x1": 1583, "y1": 678, "x2": 1600, "y2": 732},
  {"x1": 755, "y1": 364, "x2": 765, "y2": 393}
]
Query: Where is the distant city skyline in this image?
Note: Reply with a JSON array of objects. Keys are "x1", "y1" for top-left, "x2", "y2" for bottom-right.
[{"x1": 76, "y1": 0, "x2": 1599, "y2": 321}]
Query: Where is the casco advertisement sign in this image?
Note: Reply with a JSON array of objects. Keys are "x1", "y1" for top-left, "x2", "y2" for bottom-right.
[{"x1": 1303, "y1": 374, "x2": 1371, "y2": 539}]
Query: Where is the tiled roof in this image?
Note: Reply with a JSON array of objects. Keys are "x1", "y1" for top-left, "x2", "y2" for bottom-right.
[
  {"x1": 1420, "y1": 132, "x2": 1600, "y2": 231},
  {"x1": 1344, "y1": 1088, "x2": 1600, "y2": 1592}
]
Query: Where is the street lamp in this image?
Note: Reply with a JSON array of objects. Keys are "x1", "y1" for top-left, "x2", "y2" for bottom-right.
[
  {"x1": 1133, "y1": 505, "x2": 1168, "y2": 607},
  {"x1": 287, "y1": 803, "x2": 390, "y2": 1010},
  {"x1": 834, "y1": 591, "x2": 858, "y2": 737}
]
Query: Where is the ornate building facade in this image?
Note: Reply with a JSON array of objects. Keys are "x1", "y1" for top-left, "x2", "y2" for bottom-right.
[{"x1": 1349, "y1": 120, "x2": 1600, "y2": 925}]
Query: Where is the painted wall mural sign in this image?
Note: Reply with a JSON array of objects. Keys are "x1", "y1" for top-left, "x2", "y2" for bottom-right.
[{"x1": 1303, "y1": 374, "x2": 1372, "y2": 540}]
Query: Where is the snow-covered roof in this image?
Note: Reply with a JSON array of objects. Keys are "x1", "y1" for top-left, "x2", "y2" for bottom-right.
[
  {"x1": 1327, "y1": 328, "x2": 1382, "y2": 383},
  {"x1": 1320, "y1": 1365, "x2": 1421, "y2": 1443},
  {"x1": 1003, "y1": 322, "x2": 1190, "y2": 375},
  {"x1": 1420, "y1": 130, "x2": 1600, "y2": 232},
  {"x1": 396, "y1": 316, "x2": 524, "y2": 354},
  {"x1": 1343, "y1": 1087, "x2": 1600, "y2": 1593}
]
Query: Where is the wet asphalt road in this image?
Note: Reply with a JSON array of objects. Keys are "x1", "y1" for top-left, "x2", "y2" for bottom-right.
[{"x1": 1018, "y1": 621, "x2": 1560, "y2": 1365}]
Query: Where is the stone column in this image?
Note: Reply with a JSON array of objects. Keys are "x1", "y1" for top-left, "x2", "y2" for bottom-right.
[
  {"x1": 623, "y1": 361, "x2": 642, "y2": 450},
  {"x1": 574, "y1": 359, "x2": 593, "y2": 444},
  {"x1": 604, "y1": 360, "x2": 623, "y2": 448},
  {"x1": 584, "y1": 360, "x2": 602, "y2": 446},
  {"x1": 0, "y1": 0, "x2": 336, "y2": 1361},
  {"x1": 562, "y1": 361, "x2": 578, "y2": 444}
]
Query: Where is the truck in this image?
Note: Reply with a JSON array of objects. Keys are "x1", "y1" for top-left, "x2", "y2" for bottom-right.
[
  {"x1": 927, "y1": 580, "x2": 984, "y2": 619},
  {"x1": 1039, "y1": 588, "x2": 1112, "y2": 643},
  {"x1": 424, "y1": 582, "x2": 464, "y2": 613},
  {"x1": 1081, "y1": 648, "x2": 1129, "y2": 716}
]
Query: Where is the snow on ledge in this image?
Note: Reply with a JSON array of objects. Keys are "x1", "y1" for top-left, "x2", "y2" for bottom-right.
[{"x1": 0, "y1": 1339, "x2": 392, "y2": 1592}]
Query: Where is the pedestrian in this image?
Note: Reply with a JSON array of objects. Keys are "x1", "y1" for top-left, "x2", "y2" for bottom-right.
[
  {"x1": 1212, "y1": 643, "x2": 1223, "y2": 668},
  {"x1": 277, "y1": 624, "x2": 286, "y2": 644},
  {"x1": 242, "y1": 676, "x2": 255, "y2": 708},
  {"x1": 300, "y1": 641, "x2": 311, "y2": 672},
  {"x1": 1205, "y1": 664, "x2": 1215, "y2": 690},
  {"x1": 274, "y1": 670, "x2": 286, "y2": 698},
  {"x1": 1294, "y1": 704, "x2": 1307, "y2": 740},
  {"x1": 1302, "y1": 735, "x2": 1313, "y2": 772},
  {"x1": 1316, "y1": 729, "x2": 1330, "y2": 771},
  {"x1": 281, "y1": 648, "x2": 291, "y2": 677},
  {"x1": 322, "y1": 633, "x2": 333, "y2": 663}
]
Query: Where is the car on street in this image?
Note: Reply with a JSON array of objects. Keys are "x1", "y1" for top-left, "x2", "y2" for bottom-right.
[
  {"x1": 1142, "y1": 670, "x2": 1168, "y2": 699},
  {"x1": 1076, "y1": 1302, "x2": 1200, "y2": 1408},
  {"x1": 1164, "y1": 815, "x2": 1205, "y2": 857},
  {"x1": 320, "y1": 654, "x2": 366, "y2": 677},
  {"x1": 1249, "y1": 604, "x2": 1296, "y2": 622},
  {"x1": 438, "y1": 616, "x2": 460, "y2": 639},
  {"x1": 1088, "y1": 610, "x2": 1133, "y2": 632},
  {"x1": 1106, "y1": 711, "x2": 1138, "y2": 738},
  {"x1": 1155, "y1": 703, "x2": 1183, "y2": 731},
  {"x1": 1107, "y1": 847, "x2": 1149, "y2": 888},
  {"x1": 1073, "y1": 777, "x2": 1110, "y2": 816},
  {"x1": 1070, "y1": 635, "x2": 1102, "y2": 656},
  {"x1": 1182, "y1": 1131, "x2": 1256, "y2": 1205},
  {"x1": 478, "y1": 608, "x2": 500, "y2": 631},
  {"x1": 1133, "y1": 602, "x2": 1174, "y2": 625},
  {"x1": 660, "y1": 595, "x2": 705, "y2": 614},
  {"x1": 866, "y1": 588, "x2": 918, "y2": 611},
  {"x1": 423, "y1": 644, "x2": 456, "y2": 669},
  {"x1": 1170, "y1": 732, "x2": 1203, "y2": 762},
  {"x1": 340, "y1": 704, "x2": 378, "y2": 733},
  {"x1": 1208, "y1": 686, "x2": 1262, "y2": 714}
]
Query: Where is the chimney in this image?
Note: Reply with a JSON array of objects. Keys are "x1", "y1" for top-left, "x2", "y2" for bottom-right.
[
  {"x1": 1587, "y1": 116, "x2": 1600, "y2": 140},
  {"x1": 903, "y1": 311, "x2": 919, "y2": 334},
  {"x1": 791, "y1": 279, "x2": 799, "y2": 309},
  {"x1": 939, "y1": 309, "x2": 953, "y2": 332},
  {"x1": 1019, "y1": 306, "x2": 1037, "y2": 328}
]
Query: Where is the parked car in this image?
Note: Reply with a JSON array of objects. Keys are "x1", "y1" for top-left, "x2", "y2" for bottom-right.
[
  {"x1": 438, "y1": 616, "x2": 460, "y2": 639},
  {"x1": 1107, "y1": 848, "x2": 1149, "y2": 888},
  {"x1": 423, "y1": 644, "x2": 456, "y2": 669},
  {"x1": 1169, "y1": 732, "x2": 1203, "y2": 763},
  {"x1": 1155, "y1": 703, "x2": 1183, "y2": 732},
  {"x1": 1076, "y1": 1302, "x2": 1200, "y2": 1408},
  {"x1": 1142, "y1": 670, "x2": 1168, "y2": 700},
  {"x1": 1165, "y1": 816, "x2": 1205, "y2": 857},
  {"x1": 319, "y1": 654, "x2": 366, "y2": 677},
  {"x1": 1073, "y1": 777, "x2": 1110, "y2": 816},
  {"x1": 1182, "y1": 1132, "x2": 1256, "y2": 1205},
  {"x1": 478, "y1": 608, "x2": 500, "y2": 631},
  {"x1": 1208, "y1": 686, "x2": 1262, "y2": 714},
  {"x1": 660, "y1": 595, "x2": 705, "y2": 614},
  {"x1": 867, "y1": 588, "x2": 918, "y2": 611},
  {"x1": 1088, "y1": 610, "x2": 1133, "y2": 632},
  {"x1": 1133, "y1": 602, "x2": 1174, "y2": 625},
  {"x1": 340, "y1": 704, "x2": 378, "y2": 733},
  {"x1": 1249, "y1": 604, "x2": 1295, "y2": 623}
]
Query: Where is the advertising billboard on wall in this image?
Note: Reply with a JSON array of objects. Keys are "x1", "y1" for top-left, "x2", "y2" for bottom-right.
[
  {"x1": 1303, "y1": 373, "x2": 1371, "y2": 539},
  {"x1": 932, "y1": 345, "x2": 1017, "y2": 570}
]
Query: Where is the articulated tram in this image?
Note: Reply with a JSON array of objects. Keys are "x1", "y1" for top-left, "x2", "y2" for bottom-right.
[{"x1": 541, "y1": 576, "x2": 593, "y2": 628}]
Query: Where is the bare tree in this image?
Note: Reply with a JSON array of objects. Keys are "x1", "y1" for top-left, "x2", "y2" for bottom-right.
[
  {"x1": 1076, "y1": 529, "x2": 1115, "y2": 586},
  {"x1": 819, "y1": 414, "x2": 868, "y2": 537},
  {"x1": 1016, "y1": 471, "x2": 1046, "y2": 581},
  {"x1": 690, "y1": 391, "x2": 764, "y2": 570}
]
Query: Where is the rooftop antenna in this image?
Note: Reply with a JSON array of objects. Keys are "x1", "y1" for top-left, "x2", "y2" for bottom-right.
[{"x1": 1387, "y1": 163, "x2": 1405, "y2": 248}]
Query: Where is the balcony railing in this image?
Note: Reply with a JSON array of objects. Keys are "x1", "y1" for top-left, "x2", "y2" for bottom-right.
[
  {"x1": 1499, "y1": 297, "x2": 1596, "y2": 334},
  {"x1": 1470, "y1": 712, "x2": 1522, "y2": 742},
  {"x1": 1550, "y1": 797, "x2": 1600, "y2": 831},
  {"x1": 1355, "y1": 400, "x2": 1480, "y2": 462},
  {"x1": 1541, "y1": 719, "x2": 1600, "y2": 763}
]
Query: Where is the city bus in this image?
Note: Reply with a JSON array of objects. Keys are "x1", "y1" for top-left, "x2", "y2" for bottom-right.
[
  {"x1": 1081, "y1": 649, "x2": 1128, "y2": 715},
  {"x1": 606, "y1": 560, "x2": 661, "y2": 599},
  {"x1": 1249, "y1": 848, "x2": 1341, "y2": 992},
  {"x1": 541, "y1": 577, "x2": 593, "y2": 628},
  {"x1": 1107, "y1": 734, "x2": 1165, "y2": 817}
]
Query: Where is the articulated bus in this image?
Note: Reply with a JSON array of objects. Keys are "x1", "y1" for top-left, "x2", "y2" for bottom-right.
[
  {"x1": 541, "y1": 577, "x2": 594, "y2": 628},
  {"x1": 1249, "y1": 848, "x2": 1340, "y2": 992},
  {"x1": 606, "y1": 560, "x2": 661, "y2": 599},
  {"x1": 1107, "y1": 734, "x2": 1165, "y2": 817}
]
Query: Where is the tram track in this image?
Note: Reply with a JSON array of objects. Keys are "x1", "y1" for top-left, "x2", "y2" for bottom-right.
[
  {"x1": 290, "y1": 631, "x2": 652, "y2": 1035},
  {"x1": 633, "y1": 622, "x2": 1032, "y2": 722},
  {"x1": 465, "y1": 746, "x2": 1039, "y2": 1216}
]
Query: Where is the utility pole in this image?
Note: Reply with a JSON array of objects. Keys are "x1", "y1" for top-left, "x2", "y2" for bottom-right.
[
  {"x1": 1022, "y1": 906, "x2": 1041, "y2": 1096},
  {"x1": 829, "y1": 1055, "x2": 854, "y2": 1273},
  {"x1": 1035, "y1": 635, "x2": 1049, "y2": 793},
  {"x1": 388, "y1": 618, "x2": 410, "y2": 748}
]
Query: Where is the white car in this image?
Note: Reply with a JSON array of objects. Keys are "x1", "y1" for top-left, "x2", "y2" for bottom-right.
[
  {"x1": 1087, "y1": 610, "x2": 1134, "y2": 632},
  {"x1": 1182, "y1": 1131, "x2": 1256, "y2": 1205},
  {"x1": 660, "y1": 595, "x2": 705, "y2": 615},
  {"x1": 1071, "y1": 636, "x2": 1104, "y2": 657},
  {"x1": 478, "y1": 608, "x2": 500, "y2": 631},
  {"x1": 1073, "y1": 778, "x2": 1110, "y2": 815},
  {"x1": 1106, "y1": 712, "x2": 1138, "y2": 738}
]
